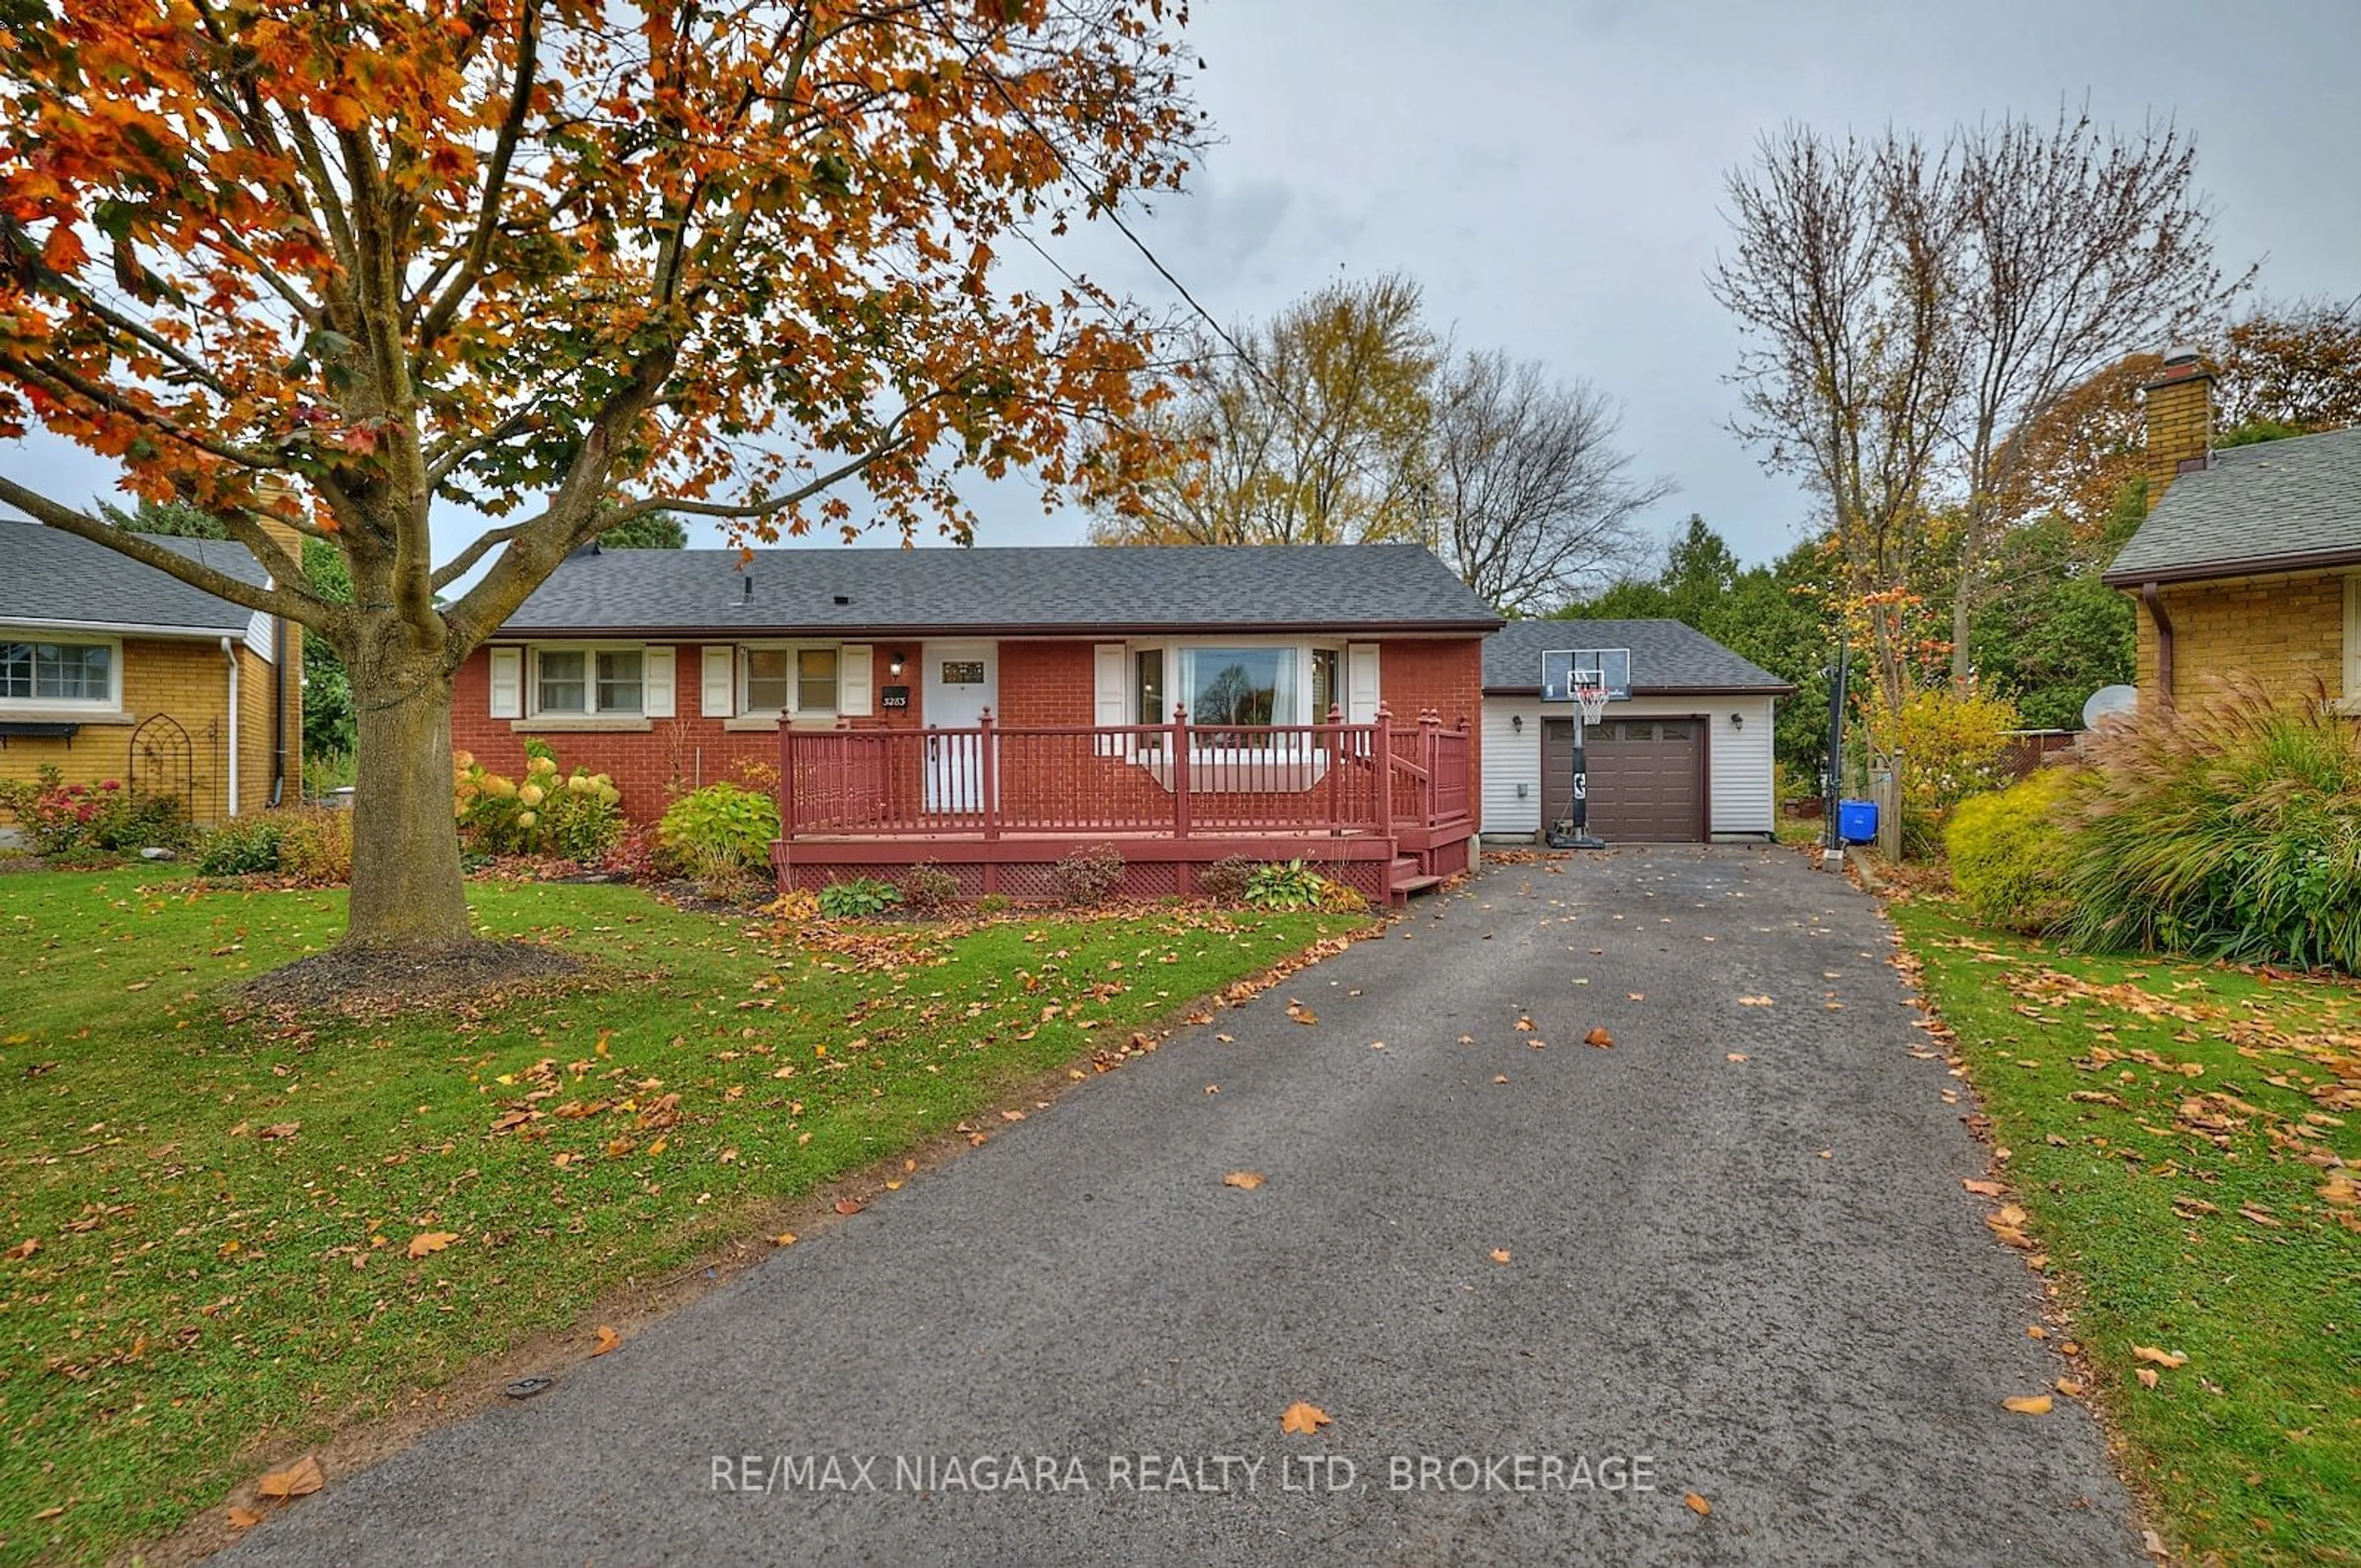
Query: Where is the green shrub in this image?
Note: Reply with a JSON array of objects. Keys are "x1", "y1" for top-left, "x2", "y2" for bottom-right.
[
  {"x1": 0, "y1": 765, "x2": 192, "y2": 857},
  {"x1": 198, "y1": 817, "x2": 286, "y2": 876},
  {"x1": 1241, "y1": 859, "x2": 1326, "y2": 910},
  {"x1": 655, "y1": 781, "x2": 780, "y2": 878},
  {"x1": 1945, "y1": 770, "x2": 2077, "y2": 933},
  {"x1": 454, "y1": 741, "x2": 623, "y2": 860},
  {"x1": 1859, "y1": 684, "x2": 2021, "y2": 857},
  {"x1": 2066, "y1": 677, "x2": 2361, "y2": 971},
  {"x1": 975, "y1": 892, "x2": 1011, "y2": 916},
  {"x1": 900, "y1": 862, "x2": 959, "y2": 913},
  {"x1": 1048, "y1": 843, "x2": 1124, "y2": 906},
  {"x1": 818, "y1": 877, "x2": 902, "y2": 919},
  {"x1": 277, "y1": 808, "x2": 353, "y2": 884}
]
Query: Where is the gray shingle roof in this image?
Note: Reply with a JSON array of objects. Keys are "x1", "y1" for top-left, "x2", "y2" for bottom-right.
[
  {"x1": 0, "y1": 521, "x2": 266, "y2": 635},
  {"x1": 2103, "y1": 425, "x2": 2361, "y2": 584},
  {"x1": 500, "y1": 543, "x2": 1503, "y2": 636},
  {"x1": 1483, "y1": 618, "x2": 1792, "y2": 695}
]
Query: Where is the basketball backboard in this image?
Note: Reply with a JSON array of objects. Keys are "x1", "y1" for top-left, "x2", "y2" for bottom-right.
[{"x1": 1540, "y1": 647, "x2": 1632, "y2": 703}]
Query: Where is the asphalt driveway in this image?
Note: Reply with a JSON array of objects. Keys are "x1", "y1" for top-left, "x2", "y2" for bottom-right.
[{"x1": 228, "y1": 846, "x2": 2143, "y2": 1566}]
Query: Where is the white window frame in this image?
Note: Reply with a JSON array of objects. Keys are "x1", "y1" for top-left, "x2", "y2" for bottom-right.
[
  {"x1": 737, "y1": 641, "x2": 844, "y2": 721},
  {"x1": 528, "y1": 642, "x2": 648, "y2": 719},
  {"x1": 0, "y1": 632, "x2": 123, "y2": 714},
  {"x1": 1105, "y1": 637, "x2": 1356, "y2": 770}
]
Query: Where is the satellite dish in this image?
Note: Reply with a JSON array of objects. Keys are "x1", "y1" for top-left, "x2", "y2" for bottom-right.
[{"x1": 2081, "y1": 684, "x2": 2138, "y2": 728}]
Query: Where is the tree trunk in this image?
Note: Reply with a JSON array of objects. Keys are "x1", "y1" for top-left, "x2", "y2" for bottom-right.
[
  {"x1": 345, "y1": 656, "x2": 475, "y2": 950},
  {"x1": 1950, "y1": 553, "x2": 1977, "y2": 690}
]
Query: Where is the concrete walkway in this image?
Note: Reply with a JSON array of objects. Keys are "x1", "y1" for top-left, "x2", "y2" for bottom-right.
[{"x1": 229, "y1": 847, "x2": 2142, "y2": 1566}]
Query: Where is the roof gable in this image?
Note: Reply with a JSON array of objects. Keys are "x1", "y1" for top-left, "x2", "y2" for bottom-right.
[
  {"x1": 1482, "y1": 618, "x2": 1792, "y2": 695},
  {"x1": 2104, "y1": 425, "x2": 2361, "y2": 585},
  {"x1": 0, "y1": 521, "x2": 267, "y2": 636},
  {"x1": 499, "y1": 543, "x2": 1503, "y2": 636}
]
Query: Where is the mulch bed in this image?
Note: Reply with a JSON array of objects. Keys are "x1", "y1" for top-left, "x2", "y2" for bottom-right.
[{"x1": 232, "y1": 939, "x2": 594, "y2": 1016}]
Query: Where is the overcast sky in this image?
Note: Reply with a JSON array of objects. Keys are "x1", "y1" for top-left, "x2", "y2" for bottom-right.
[{"x1": 7, "y1": 0, "x2": 2357, "y2": 574}]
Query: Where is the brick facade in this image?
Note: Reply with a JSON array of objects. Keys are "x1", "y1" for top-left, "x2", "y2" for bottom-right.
[
  {"x1": 0, "y1": 632, "x2": 298, "y2": 826},
  {"x1": 449, "y1": 634, "x2": 1485, "y2": 825},
  {"x1": 2134, "y1": 570, "x2": 2346, "y2": 707}
]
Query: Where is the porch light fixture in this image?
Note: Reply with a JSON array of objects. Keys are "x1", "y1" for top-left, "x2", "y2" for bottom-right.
[
  {"x1": 888, "y1": 649, "x2": 907, "y2": 677},
  {"x1": 1511, "y1": 713, "x2": 1523, "y2": 733},
  {"x1": 1730, "y1": 712, "x2": 1744, "y2": 730}
]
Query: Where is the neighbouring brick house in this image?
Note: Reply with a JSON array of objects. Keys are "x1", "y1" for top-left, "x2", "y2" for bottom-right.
[
  {"x1": 0, "y1": 520, "x2": 302, "y2": 827},
  {"x1": 2105, "y1": 350, "x2": 2361, "y2": 708},
  {"x1": 453, "y1": 542, "x2": 1500, "y2": 902}
]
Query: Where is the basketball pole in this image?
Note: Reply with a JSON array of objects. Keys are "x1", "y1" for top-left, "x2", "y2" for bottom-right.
[{"x1": 1565, "y1": 695, "x2": 1608, "y2": 851}]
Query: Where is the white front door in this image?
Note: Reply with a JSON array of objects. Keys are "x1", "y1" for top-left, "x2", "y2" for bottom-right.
[{"x1": 922, "y1": 642, "x2": 997, "y2": 812}]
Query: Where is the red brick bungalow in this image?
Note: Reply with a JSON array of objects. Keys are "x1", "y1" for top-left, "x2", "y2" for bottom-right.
[{"x1": 452, "y1": 543, "x2": 1501, "y2": 902}]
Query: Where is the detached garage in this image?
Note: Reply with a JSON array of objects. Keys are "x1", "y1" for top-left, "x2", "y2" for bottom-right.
[{"x1": 1481, "y1": 620, "x2": 1793, "y2": 843}]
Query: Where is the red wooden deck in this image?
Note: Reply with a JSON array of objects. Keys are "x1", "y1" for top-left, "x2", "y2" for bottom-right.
[{"x1": 773, "y1": 706, "x2": 1474, "y2": 904}]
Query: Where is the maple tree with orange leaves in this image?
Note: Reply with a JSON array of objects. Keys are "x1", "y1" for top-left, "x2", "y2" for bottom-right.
[{"x1": 0, "y1": 0, "x2": 1200, "y2": 951}]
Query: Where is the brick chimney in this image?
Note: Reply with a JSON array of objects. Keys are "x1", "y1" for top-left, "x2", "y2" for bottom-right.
[{"x1": 2141, "y1": 347, "x2": 2214, "y2": 512}]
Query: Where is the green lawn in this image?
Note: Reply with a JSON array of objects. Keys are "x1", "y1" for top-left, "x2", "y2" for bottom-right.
[
  {"x1": 1889, "y1": 899, "x2": 2361, "y2": 1566},
  {"x1": 0, "y1": 872, "x2": 1358, "y2": 1563}
]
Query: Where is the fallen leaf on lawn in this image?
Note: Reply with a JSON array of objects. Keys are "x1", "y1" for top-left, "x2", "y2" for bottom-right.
[
  {"x1": 2236, "y1": 1205, "x2": 2282, "y2": 1229},
  {"x1": 256, "y1": 1454, "x2": 324, "y2": 1499},
  {"x1": 1223, "y1": 1171, "x2": 1266, "y2": 1191},
  {"x1": 1584, "y1": 1027, "x2": 1614, "y2": 1049},
  {"x1": 1684, "y1": 1492, "x2": 1711, "y2": 1516},
  {"x1": 1279, "y1": 1401, "x2": 1331, "y2": 1435},
  {"x1": 2056, "y1": 1377, "x2": 2085, "y2": 1397},
  {"x1": 834, "y1": 1199, "x2": 865, "y2": 1216},
  {"x1": 226, "y1": 1505, "x2": 263, "y2": 1529},
  {"x1": 258, "y1": 1122, "x2": 300, "y2": 1140},
  {"x1": 405, "y1": 1231, "x2": 457, "y2": 1260},
  {"x1": 2137, "y1": 1368, "x2": 2159, "y2": 1389},
  {"x1": 2, "y1": 1237, "x2": 36, "y2": 1261},
  {"x1": 32, "y1": 1506, "x2": 64, "y2": 1521},
  {"x1": 1490, "y1": 1248, "x2": 1512, "y2": 1264},
  {"x1": 2142, "y1": 1529, "x2": 2168, "y2": 1559},
  {"x1": 2321, "y1": 1175, "x2": 2359, "y2": 1207},
  {"x1": 1963, "y1": 1180, "x2": 2005, "y2": 1197},
  {"x1": 646, "y1": 1135, "x2": 667, "y2": 1157},
  {"x1": 999, "y1": 1108, "x2": 1026, "y2": 1122},
  {"x1": 2001, "y1": 1395, "x2": 2052, "y2": 1416},
  {"x1": 2132, "y1": 1345, "x2": 2186, "y2": 1369},
  {"x1": 590, "y1": 1325, "x2": 620, "y2": 1356}
]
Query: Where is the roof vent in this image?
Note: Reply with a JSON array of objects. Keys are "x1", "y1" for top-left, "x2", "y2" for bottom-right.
[
  {"x1": 832, "y1": 593, "x2": 851, "y2": 606},
  {"x1": 743, "y1": 575, "x2": 753, "y2": 602}
]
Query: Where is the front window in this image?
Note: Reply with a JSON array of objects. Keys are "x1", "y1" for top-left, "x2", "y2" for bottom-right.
[
  {"x1": 1183, "y1": 646, "x2": 1295, "y2": 734},
  {"x1": 743, "y1": 646, "x2": 838, "y2": 716},
  {"x1": 1311, "y1": 647, "x2": 1340, "y2": 722},
  {"x1": 796, "y1": 648, "x2": 838, "y2": 714},
  {"x1": 535, "y1": 647, "x2": 639, "y2": 715},
  {"x1": 0, "y1": 640, "x2": 114, "y2": 705},
  {"x1": 745, "y1": 648, "x2": 791, "y2": 713},
  {"x1": 1136, "y1": 648, "x2": 1165, "y2": 726}
]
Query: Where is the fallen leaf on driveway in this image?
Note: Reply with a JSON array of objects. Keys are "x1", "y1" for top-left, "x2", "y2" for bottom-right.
[
  {"x1": 1725, "y1": 1052, "x2": 1749, "y2": 1062},
  {"x1": 1490, "y1": 1248, "x2": 1512, "y2": 1264},
  {"x1": 591, "y1": 1325, "x2": 621, "y2": 1356},
  {"x1": 1492, "y1": 1074, "x2": 1508, "y2": 1084},
  {"x1": 1223, "y1": 1171, "x2": 1265, "y2": 1191},
  {"x1": 1738, "y1": 995, "x2": 1774, "y2": 1007},
  {"x1": 1963, "y1": 1180, "x2": 2006, "y2": 1197},
  {"x1": 406, "y1": 1231, "x2": 457, "y2": 1259},
  {"x1": 1279, "y1": 1401, "x2": 1331, "y2": 1435},
  {"x1": 226, "y1": 1505, "x2": 263, "y2": 1529},
  {"x1": 773, "y1": 1232, "x2": 797, "y2": 1246},
  {"x1": 1514, "y1": 1015, "x2": 1536, "y2": 1032},
  {"x1": 1627, "y1": 993, "x2": 1645, "y2": 1001},
  {"x1": 2001, "y1": 1395, "x2": 2052, "y2": 1415},
  {"x1": 1584, "y1": 1027, "x2": 1614, "y2": 1049},
  {"x1": 256, "y1": 1454, "x2": 324, "y2": 1499},
  {"x1": 999, "y1": 1108, "x2": 1026, "y2": 1122},
  {"x1": 2132, "y1": 1345, "x2": 2186, "y2": 1369},
  {"x1": 1684, "y1": 1492, "x2": 1711, "y2": 1516},
  {"x1": 1286, "y1": 1001, "x2": 1318, "y2": 1026},
  {"x1": 1216, "y1": 1033, "x2": 1235, "y2": 1043},
  {"x1": 2056, "y1": 1377, "x2": 2084, "y2": 1397},
  {"x1": 834, "y1": 1199, "x2": 865, "y2": 1216}
]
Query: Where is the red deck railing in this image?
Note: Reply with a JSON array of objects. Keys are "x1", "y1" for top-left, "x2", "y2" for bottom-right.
[{"x1": 781, "y1": 704, "x2": 1471, "y2": 842}]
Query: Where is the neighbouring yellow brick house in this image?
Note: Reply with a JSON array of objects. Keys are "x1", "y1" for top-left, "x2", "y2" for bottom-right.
[
  {"x1": 0, "y1": 520, "x2": 301, "y2": 830},
  {"x1": 2105, "y1": 350, "x2": 2361, "y2": 709}
]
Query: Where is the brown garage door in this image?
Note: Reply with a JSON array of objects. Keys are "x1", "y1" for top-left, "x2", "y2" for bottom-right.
[{"x1": 1540, "y1": 716, "x2": 1705, "y2": 843}]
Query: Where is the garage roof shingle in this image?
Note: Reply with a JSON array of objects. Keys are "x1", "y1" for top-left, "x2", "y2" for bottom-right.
[{"x1": 1483, "y1": 618, "x2": 1792, "y2": 695}]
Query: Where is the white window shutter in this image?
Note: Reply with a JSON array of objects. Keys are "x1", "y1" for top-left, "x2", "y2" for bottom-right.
[
  {"x1": 642, "y1": 645, "x2": 676, "y2": 718},
  {"x1": 702, "y1": 646, "x2": 735, "y2": 717},
  {"x1": 488, "y1": 647, "x2": 523, "y2": 719},
  {"x1": 1093, "y1": 643, "x2": 1127, "y2": 755},
  {"x1": 839, "y1": 644, "x2": 873, "y2": 717},
  {"x1": 1346, "y1": 642, "x2": 1381, "y2": 723}
]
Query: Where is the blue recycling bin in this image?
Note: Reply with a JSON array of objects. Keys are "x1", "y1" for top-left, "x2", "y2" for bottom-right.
[{"x1": 1837, "y1": 798, "x2": 1879, "y2": 845}]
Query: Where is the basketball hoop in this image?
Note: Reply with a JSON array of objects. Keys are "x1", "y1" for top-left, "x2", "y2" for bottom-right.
[{"x1": 1575, "y1": 684, "x2": 1610, "y2": 726}]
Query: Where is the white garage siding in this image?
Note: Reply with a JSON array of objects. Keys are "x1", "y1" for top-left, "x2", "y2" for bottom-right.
[{"x1": 1480, "y1": 693, "x2": 1779, "y2": 840}]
